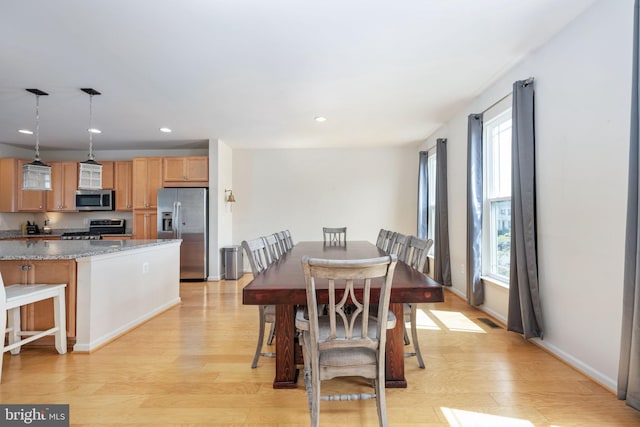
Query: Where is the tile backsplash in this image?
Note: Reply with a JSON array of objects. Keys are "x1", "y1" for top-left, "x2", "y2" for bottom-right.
[{"x1": 0, "y1": 211, "x2": 133, "y2": 232}]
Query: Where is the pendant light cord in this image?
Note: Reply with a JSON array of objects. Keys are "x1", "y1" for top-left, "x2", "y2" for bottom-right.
[
  {"x1": 34, "y1": 94, "x2": 41, "y2": 161},
  {"x1": 88, "y1": 94, "x2": 95, "y2": 161}
]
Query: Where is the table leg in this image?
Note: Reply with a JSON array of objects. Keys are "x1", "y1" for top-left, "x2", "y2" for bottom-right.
[
  {"x1": 385, "y1": 302, "x2": 407, "y2": 388},
  {"x1": 273, "y1": 304, "x2": 299, "y2": 389}
]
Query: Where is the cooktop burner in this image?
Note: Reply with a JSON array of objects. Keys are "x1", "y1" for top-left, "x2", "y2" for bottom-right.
[{"x1": 60, "y1": 232, "x2": 102, "y2": 240}]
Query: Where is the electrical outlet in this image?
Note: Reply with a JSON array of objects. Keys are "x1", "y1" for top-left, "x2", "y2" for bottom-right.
[{"x1": 142, "y1": 262, "x2": 149, "y2": 273}]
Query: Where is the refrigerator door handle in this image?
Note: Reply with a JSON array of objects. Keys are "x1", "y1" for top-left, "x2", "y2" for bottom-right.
[{"x1": 175, "y1": 201, "x2": 182, "y2": 239}]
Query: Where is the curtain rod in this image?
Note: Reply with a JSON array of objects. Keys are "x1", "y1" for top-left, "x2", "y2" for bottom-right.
[{"x1": 481, "y1": 77, "x2": 534, "y2": 114}]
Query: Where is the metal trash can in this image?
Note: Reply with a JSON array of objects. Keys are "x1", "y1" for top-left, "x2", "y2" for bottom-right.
[{"x1": 223, "y1": 246, "x2": 243, "y2": 280}]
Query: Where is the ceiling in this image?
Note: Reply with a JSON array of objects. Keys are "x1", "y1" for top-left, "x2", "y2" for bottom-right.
[{"x1": 0, "y1": 0, "x2": 597, "y2": 152}]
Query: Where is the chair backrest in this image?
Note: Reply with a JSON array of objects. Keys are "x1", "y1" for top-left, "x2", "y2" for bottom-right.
[
  {"x1": 262, "y1": 234, "x2": 284, "y2": 260},
  {"x1": 375, "y1": 229, "x2": 388, "y2": 250},
  {"x1": 382, "y1": 231, "x2": 396, "y2": 253},
  {"x1": 323, "y1": 227, "x2": 347, "y2": 244},
  {"x1": 241, "y1": 238, "x2": 273, "y2": 275},
  {"x1": 283, "y1": 229, "x2": 294, "y2": 251},
  {"x1": 301, "y1": 255, "x2": 398, "y2": 354},
  {"x1": 389, "y1": 233, "x2": 408, "y2": 258},
  {"x1": 402, "y1": 236, "x2": 433, "y2": 273},
  {"x1": 276, "y1": 231, "x2": 289, "y2": 253}
]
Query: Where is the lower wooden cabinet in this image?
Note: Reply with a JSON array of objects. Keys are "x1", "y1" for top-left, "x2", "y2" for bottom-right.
[{"x1": 0, "y1": 259, "x2": 77, "y2": 348}]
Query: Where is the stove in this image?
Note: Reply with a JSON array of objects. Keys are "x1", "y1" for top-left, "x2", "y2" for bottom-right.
[
  {"x1": 60, "y1": 231, "x2": 102, "y2": 240},
  {"x1": 61, "y1": 219, "x2": 126, "y2": 240}
]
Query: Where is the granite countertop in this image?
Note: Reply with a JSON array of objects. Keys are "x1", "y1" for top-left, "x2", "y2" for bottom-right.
[
  {"x1": 0, "y1": 239, "x2": 181, "y2": 260},
  {"x1": 0, "y1": 229, "x2": 133, "y2": 240}
]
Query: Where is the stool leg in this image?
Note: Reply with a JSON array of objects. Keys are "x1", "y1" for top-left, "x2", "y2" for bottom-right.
[
  {"x1": 0, "y1": 305, "x2": 6, "y2": 383},
  {"x1": 7, "y1": 307, "x2": 21, "y2": 355},
  {"x1": 53, "y1": 290, "x2": 67, "y2": 355}
]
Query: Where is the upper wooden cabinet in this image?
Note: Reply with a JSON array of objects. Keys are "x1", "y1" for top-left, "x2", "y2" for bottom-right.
[
  {"x1": 132, "y1": 157, "x2": 163, "y2": 209},
  {"x1": 114, "y1": 161, "x2": 133, "y2": 211},
  {"x1": 100, "y1": 161, "x2": 115, "y2": 190},
  {"x1": 162, "y1": 156, "x2": 208, "y2": 187},
  {"x1": 46, "y1": 161, "x2": 78, "y2": 212},
  {"x1": 0, "y1": 158, "x2": 46, "y2": 212}
]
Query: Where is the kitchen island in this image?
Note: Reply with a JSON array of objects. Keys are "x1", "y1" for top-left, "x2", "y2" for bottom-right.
[{"x1": 0, "y1": 239, "x2": 182, "y2": 352}]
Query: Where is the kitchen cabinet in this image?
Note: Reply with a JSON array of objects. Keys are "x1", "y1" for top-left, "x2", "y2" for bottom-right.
[
  {"x1": 0, "y1": 259, "x2": 77, "y2": 347},
  {"x1": 100, "y1": 161, "x2": 115, "y2": 190},
  {"x1": 162, "y1": 156, "x2": 208, "y2": 187},
  {"x1": 132, "y1": 157, "x2": 162, "y2": 209},
  {"x1": 46, "y1": 161, "x2": 78, "y2": 212},
  {"x1": 115, "y1": 161, "x2": 133, "y2": 211},
  {"x1": 0, "y1": 158, "x2": 46, "y2": 212},
  {"x1": 133, "y1": 210, "x2": 157, "y2": 239}
]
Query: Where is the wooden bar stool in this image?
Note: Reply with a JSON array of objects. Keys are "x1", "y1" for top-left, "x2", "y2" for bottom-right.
[{"x1": 1, "y1": 273, "x2": 67, "y2": 383}]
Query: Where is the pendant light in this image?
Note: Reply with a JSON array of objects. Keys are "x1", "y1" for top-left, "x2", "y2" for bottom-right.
[
  {"x1": 78, "y1": 88, "x2": 103, "y2": 190},
  {"x1": 22, "y1": 88, "x2": 52, "y2": 191}
]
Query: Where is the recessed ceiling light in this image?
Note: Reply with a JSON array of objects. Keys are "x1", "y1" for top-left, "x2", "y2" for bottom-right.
[
  {"x1": 160, "y1": 127, "x2": 172, "y2": 133},
  {"x1": 314, "y1": 116, "x2": 327, "y2": 122},
  {"x1": 18, "y1": 129, "x2": 33, "y2": 135},
  {"x1": 88, "y1": 128, "x2": 101, "y2": 134}
]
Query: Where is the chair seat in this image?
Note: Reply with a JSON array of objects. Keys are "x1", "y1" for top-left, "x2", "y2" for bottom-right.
[
  {"x1": 297, "y1": 311, "x2": 396, "y2": 369},
  {"x1": 5, "y1": 284, "x2": 67, "y2": 309}
]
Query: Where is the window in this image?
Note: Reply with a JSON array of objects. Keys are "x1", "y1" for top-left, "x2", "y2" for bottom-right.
[
  {"x1": 427, "y1": 151, "x2": 437, "y2": 254},
  {"x1": 483, "y1": 107, "x2": 512, "y2": 282}
]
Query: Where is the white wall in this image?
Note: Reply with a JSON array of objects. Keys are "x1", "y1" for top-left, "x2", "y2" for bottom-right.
[
  {"x1": 421, "y1": 0, "x2": 633, "y2": 391},
  {"x1": 232, "y1": 146, "x2": 418, "y2": 265},
  {"x1": 209, "y1": 139, "x2": 233, "y2": 280}
]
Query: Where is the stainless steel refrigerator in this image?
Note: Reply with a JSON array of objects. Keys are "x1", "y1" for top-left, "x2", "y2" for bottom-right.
[{"x1": 157, "y1": 188, "x2": 208, "y2": 280}]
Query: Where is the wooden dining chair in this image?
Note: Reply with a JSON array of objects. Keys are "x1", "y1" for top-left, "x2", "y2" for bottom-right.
[
  {"x1": 275, "y1": 231, "x2": 290, "y2": 254},
  {"x1": 375, "y1": 229, "x2": 389, "y2": 250},
  {"x1": 389, "y1": 232, "x2": 408, "y2": 259},
  {"x1": 283, "y1": 229, "x2": 294, "y2": 250},
  {"x1": 322, "y1": 227, "x2": 347, "y2": 244},
  {"x1": 241, "y1": 238, "x2": 276, "y2": 368},
  {"x1": 382, "y1": 231, "x2": 396, "y2": 253},
  {"x1": 400, "y1": 236, "x2": 434, "y2": 368},
  {"x1": 262, "y1": 234, "x2": 284, "y2": 260},
  {"x1": 295, "y1": 255, "x2": 398, "y2": 427},
  {"x1": 0, "y1": 272, "x2": 67, "y2": 383}
]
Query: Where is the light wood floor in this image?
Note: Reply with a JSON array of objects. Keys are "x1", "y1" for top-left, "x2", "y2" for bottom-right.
[{"x1": 2, "y1": 276, "x2": 639, "y2": 426}]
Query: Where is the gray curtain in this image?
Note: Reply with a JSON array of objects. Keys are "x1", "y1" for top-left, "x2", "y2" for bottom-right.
[
  {"x1": 619, "y1": 0, "x2": 640, "y2": 411},
  {"x1": 417, "y1": 151, "x2": 429, "y2": 239},
  {"x1": 507, "y1": 78, "x2": 543, "y2": 339},
  {"x1": 433, "y1": 138, "x2": 451, "y2": 286},
  {"x1": 466, "y1": 114, "x2": 484, "y2": 306}
]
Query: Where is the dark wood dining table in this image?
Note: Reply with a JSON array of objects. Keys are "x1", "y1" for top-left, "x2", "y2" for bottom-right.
[{"x1": 242, "y1": 240, "x2": 444, "y2": 389}]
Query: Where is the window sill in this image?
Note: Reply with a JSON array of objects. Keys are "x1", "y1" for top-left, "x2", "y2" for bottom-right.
[{"x1": 480, "y1": 275, "x2": 509, "y2": 290}]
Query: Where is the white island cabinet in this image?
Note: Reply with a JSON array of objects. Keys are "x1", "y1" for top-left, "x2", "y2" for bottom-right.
[{"x1": 0, "y1": 239, "x2": 182, "y2": 352}]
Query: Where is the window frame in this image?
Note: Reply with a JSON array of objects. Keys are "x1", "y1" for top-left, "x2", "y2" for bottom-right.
[
  {"x1": 427, "y1": 150, "x2": 437, "y2": 254},
  {"x1": 482, "y1": 99, "x2": 512, "y2": 284}
]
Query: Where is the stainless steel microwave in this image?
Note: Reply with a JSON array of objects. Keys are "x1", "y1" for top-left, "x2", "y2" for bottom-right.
[{"x1": 75, "y1": 189, "x2": 115, "y2": 211}]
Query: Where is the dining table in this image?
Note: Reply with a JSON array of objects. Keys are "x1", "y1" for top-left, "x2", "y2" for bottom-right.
[{"x1": 242, "y1": 240, "x2": 445, "y2": 389}]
